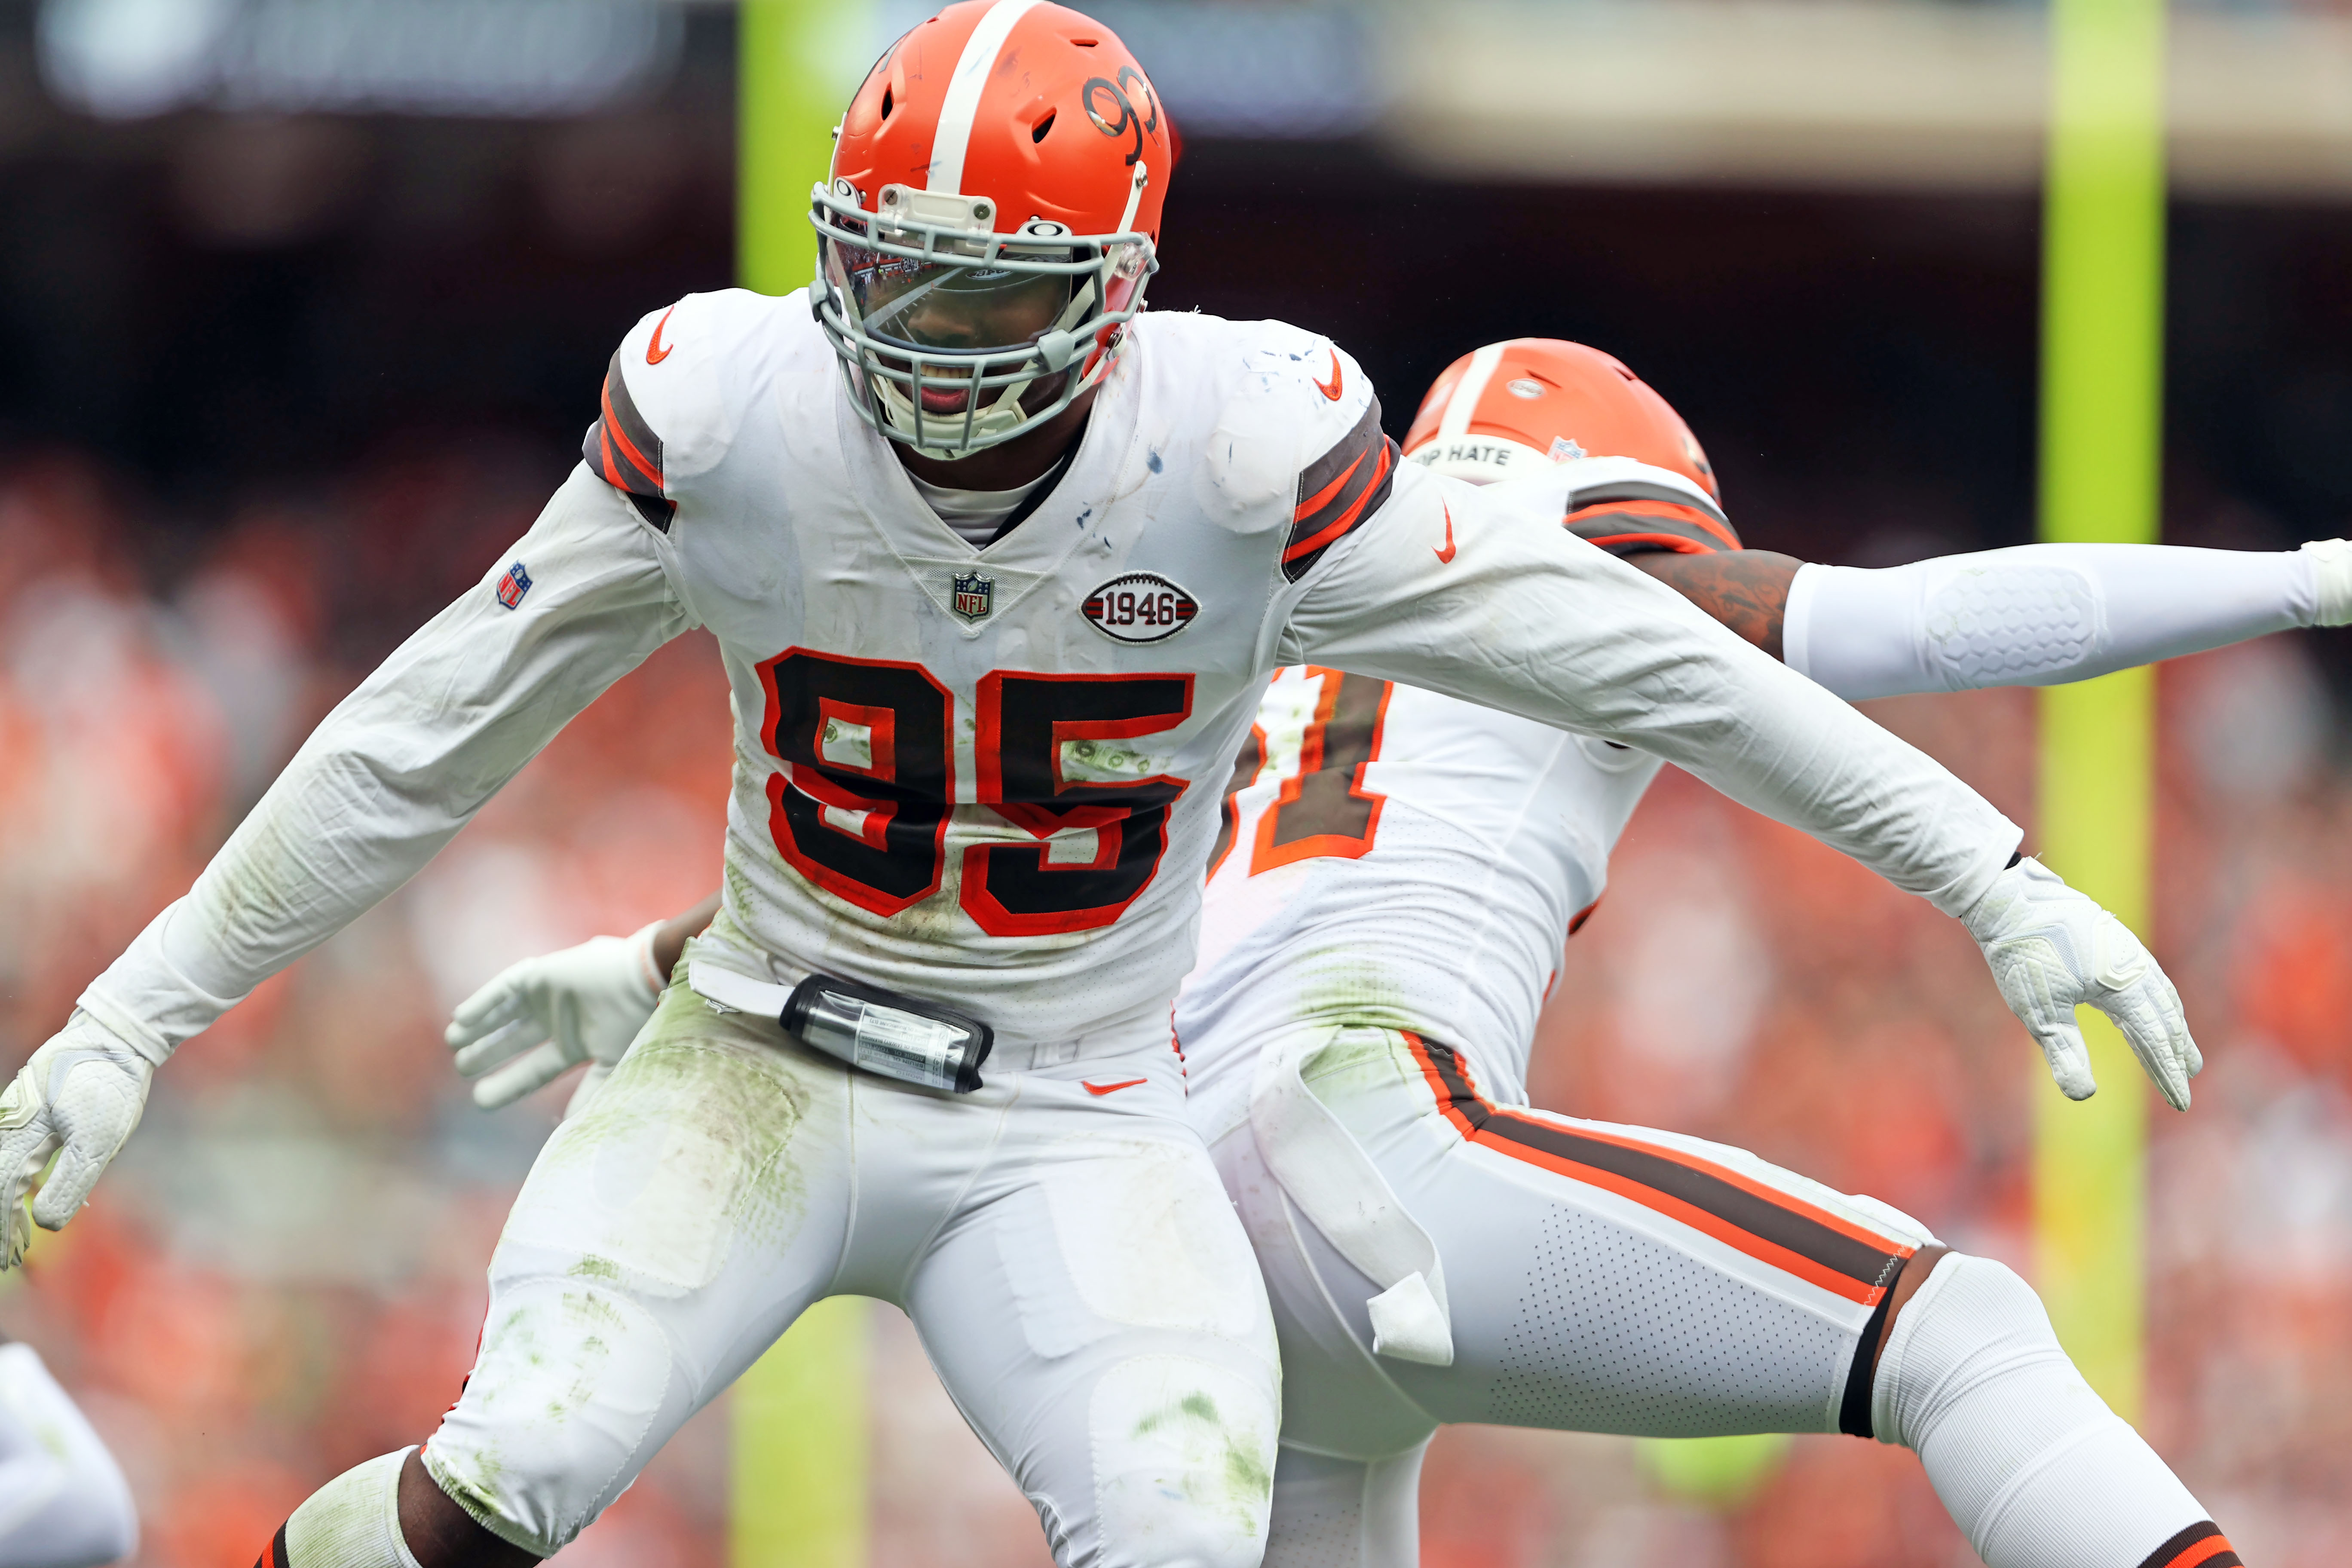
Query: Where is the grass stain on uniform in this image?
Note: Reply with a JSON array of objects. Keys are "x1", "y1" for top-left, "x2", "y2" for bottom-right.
[
  {"x1": 492, "y1": 1305, "x2": 547, "y2": 1372},
  {"x1": 1225, "y1": 1434, "x2": 1271, "y2": 1500},
  {"x1": 1129, "y1": 1387, "x2": 1275, "y2": 1533},
  {"x1": 1061, "y1": 737, "x2": 1164, "y2": 784},
  {"x1": 425, "y1": 1447, "x2": 520, "y2": 1547},
  {"x1": 1296, "y1": 944, "x2": 1422, "y2": 1043},
  {"x1": 564, "y1": 1289, "x2": 626, "y2": 1330},
  {"x1": 538, "y1": 984, "x2": 815, "y2": 1271}
]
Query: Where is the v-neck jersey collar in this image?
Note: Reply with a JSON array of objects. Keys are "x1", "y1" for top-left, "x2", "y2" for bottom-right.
[{"x1": 836, "y1": 341, "x2": 1145, "y2": 568}]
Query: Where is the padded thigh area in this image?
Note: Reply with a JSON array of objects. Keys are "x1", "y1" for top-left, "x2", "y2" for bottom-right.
[
  {"x1": 909, "y1": 1101, "x2": 1283, "y2": 1568},
  {"x1": 1479, "y1": 1197, "x2": 1860, "y2": 1433},
  {"x1": 426, "y1": 1275, "x2": 676, "y2": 1552},
  {"x1": 423, "y1": 985, "x2": 853, "y2": 1555},
  {"x1": 1233, "y1": 1027, "x2": 1932, "y2": 1452}
]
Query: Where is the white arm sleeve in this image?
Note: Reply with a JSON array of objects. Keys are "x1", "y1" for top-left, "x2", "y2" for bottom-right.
[
  {"x1": 78, "y1": 468, "x2": 695, "y2": 1061},
  {"x1": 1783, "y1": 543, "x2": 2325, "y2": 701},
  {"x1": 1281, "y1": 467, "x2": 2020, "y2": 917}
]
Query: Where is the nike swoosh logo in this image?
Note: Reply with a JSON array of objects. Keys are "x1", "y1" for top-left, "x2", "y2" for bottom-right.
[
  {"x1": 646, "y1": 306, "x2": 677, "y2": 364},
  {"x1": 1434, "y1": 502, "x2": 1457, "y2": 564},
  {"x1": 1082, "y1": 1078, "x2": 1148, "y2": 1096},
  {"x1": 1314, "y1": 348, "x2": 1343, "y2": 401}
]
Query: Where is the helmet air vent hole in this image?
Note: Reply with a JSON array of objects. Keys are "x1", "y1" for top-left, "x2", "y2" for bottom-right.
[
  {"x1": 1032, "y1": 110, "x2": 1055, "y2": 142},
  {"x1": 881, "y1": 86, "x2": 894, "y2": 118},
  {"x1": 1071, "y1": 37, "x2": 1098, "y2": 46}
]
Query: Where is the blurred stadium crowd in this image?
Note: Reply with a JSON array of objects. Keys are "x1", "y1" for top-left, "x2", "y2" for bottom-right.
[
  {"x1": 0, "y1": 448, "x2": 735, "y2": 1564},
  {"x1": 3, "y1": 1, "x2": 2352, "y2": 1565},
  {"x1": 0, "y1": 433, "x2": 2349, "y2": 1567}
]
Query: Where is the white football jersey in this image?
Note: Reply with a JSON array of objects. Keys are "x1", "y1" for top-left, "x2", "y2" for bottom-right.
[
  {"x1": 593, "y1": 290, "x2": 1419, "y2": 1050},
  {"x1": 85, "y1": 292, "x2": 2018, "y2": 1067},
  {"x1": 1175, "y1": 468, "x2": 1743, "y2": 1135},
  {"x1": 1178, "y1": 676, "x2": 1661, "y2": 1133}
]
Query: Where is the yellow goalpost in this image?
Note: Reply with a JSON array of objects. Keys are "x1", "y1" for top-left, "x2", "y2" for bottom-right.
[
  {"x1": 732, "y1": 5, "x2": 876, "y2": 1565},
  {"x1": 1643, "y1": 0, "x2": 2173, "y2": 1504},
  {"x1": 2035, "y1": 0, "x2": 2167, "y2": 1424}
]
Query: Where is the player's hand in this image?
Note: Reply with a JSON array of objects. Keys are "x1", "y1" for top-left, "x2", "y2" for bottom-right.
[
  {"x1": 447, "y1": 923, "x2": 663, "y2": 1115},
  {"x1": 1962, "y1": 857, "x2": 2201, "y2": 1110},
  {"x1": 0, "y1": 1013, "x2": 156, "y2": 1269}
]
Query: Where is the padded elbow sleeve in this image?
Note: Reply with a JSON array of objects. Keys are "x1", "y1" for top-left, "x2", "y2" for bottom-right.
[{"x1": 1787, "y1": 545, "x2": 2315, "y2": 701}]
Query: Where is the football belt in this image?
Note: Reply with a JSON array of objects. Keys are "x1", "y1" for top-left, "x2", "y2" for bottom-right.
[{"x1": 687, "y1": 962, "x2": 994, "y2": 1094}]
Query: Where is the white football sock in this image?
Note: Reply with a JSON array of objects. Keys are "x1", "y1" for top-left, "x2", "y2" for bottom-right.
[
  {"x1": 0, "y1": 1340, "x2": 138, "y2": 1568},
  {"x1": 278, "y1": 1450, "x2": 423, "y2": 1568},
  {"x1": 1873, "y1": 1254, "x2": 2240, "y2": 1568}
]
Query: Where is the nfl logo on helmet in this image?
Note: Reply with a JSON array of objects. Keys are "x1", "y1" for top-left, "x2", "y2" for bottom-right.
[{"x1": 952, "y1": 572, "x2": 994, "y2": 623}]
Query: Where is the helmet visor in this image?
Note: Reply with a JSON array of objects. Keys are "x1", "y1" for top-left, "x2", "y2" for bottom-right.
[{"x1": 836, "y1": 244, "x2": 1077, "y2": 358}]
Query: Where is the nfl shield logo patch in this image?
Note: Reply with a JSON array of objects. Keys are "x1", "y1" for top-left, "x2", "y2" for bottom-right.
[
  {"x1": 952, "y1": 571, "x2": 995, "y2": 623},
  {"x1": 496, "y1": 561, "x2": 532, "y2": 610}
]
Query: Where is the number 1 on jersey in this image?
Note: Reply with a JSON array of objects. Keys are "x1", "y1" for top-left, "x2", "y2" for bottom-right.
[{"x1": 1253, "y1": 668, "x2": 1392, "y2": 870}]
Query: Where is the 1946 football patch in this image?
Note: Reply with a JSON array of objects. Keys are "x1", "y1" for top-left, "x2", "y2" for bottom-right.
[{"x1": 1082, "y1": 572, "x2": 1197, "y2": 643}]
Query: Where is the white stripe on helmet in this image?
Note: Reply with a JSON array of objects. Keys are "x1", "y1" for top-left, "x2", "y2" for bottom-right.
[
  {"x1": 1435, "y1": 340, "x2": 1510, "y2": 441},
  {"x1": 928, "y1": 0, "x2": 1043, "y2": 195}
]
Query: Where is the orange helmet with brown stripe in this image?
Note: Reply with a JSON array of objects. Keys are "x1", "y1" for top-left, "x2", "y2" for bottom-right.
[
  {"x1": 1403, "y1": 339, "x2": 1736, "y2": 554},
  {"x1": 812, "y1": 0, "x2": 1173, "y2": 459}
]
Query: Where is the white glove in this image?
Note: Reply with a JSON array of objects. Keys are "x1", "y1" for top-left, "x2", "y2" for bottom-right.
[
  {"x1": 447, "y1": 923, "x2": 664, "y2": 1116},
  {"x1": 2302, "y1": 539, "x2": 2352, "y2": 627},
  {"x1": 1962, "y1": 857, "x2": 2202, "y2": 1110},
  {"x1": 0, "y1": 1013, "x2": 158, "y2": 1269}
]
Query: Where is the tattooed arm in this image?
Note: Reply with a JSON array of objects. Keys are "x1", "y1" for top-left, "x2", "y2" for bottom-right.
[{"x1": 1629, "y1": 549, "x2": 1805, "y2": 661}]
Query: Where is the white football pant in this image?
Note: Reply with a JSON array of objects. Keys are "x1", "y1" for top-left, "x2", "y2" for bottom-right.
[
  {"x1": 423, "y1": 980, "x2": 1280, "y2": 1565},
  {"x1": 0, "y1": 1340, "x2": 138, "y2": 1568},
  {"x1": 1215, "y1": 1025, "x2": 2233, "y2": 1568},
  {"x1": 1216, "y1": 1023, "x2": 1930, "y2": 1568}
]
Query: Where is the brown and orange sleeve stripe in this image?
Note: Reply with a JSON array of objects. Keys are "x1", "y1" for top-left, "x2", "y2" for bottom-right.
[
  {"x1": 1566, "y1": 496, "x2": 1741, "y2": 557},
  {"x1": 1284, "y1": 397, "x2": 1399, "y2": 582},
  {"x1": 583, "y1": 349, "x2": 675, "y2": 533}
]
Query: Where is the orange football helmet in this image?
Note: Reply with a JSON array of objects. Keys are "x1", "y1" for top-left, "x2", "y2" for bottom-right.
[
  {"x1": 812, "y1": 0, "x2": 1173, "y2": 458},
  {"x1": 1403, "y1": 339, "x2": 1733, "y2": 550}
]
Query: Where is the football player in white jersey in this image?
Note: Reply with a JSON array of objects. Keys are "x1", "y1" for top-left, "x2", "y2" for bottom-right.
[
  {"x1": 0, "y1": 1333, "x2": 137, "y2": 1567},
  {"x1": 0, "y1": 6, "x2": 2195, "y2": 1565},
  {"x1": 1193, "y1": 341, "x2": 2297, "y2": 1568},
  {"x1": 462, "y1": 340, "x2": 2334, "y2": 1568}
]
